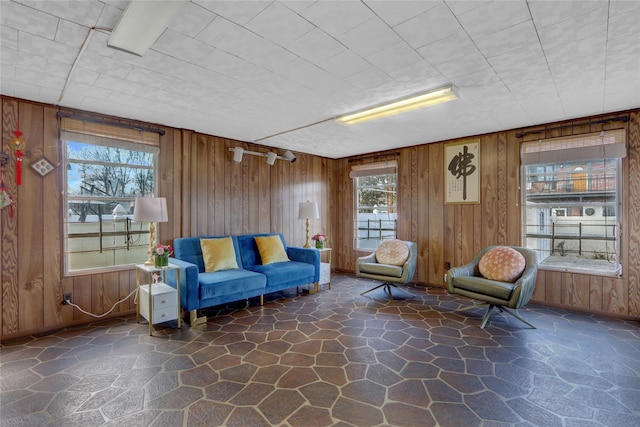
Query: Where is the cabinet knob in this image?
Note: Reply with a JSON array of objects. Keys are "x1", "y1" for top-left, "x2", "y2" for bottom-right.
[{"x1": 160, "y1": 299, "x2": 166, "y2": 304}]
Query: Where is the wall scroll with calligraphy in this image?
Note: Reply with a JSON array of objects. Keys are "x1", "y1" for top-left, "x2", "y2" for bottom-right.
[{"x1": 445, "y1": 139, "x2": 480, "y2": 204}]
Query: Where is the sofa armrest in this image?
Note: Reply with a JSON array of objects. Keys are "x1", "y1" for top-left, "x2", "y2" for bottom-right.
[
  {"x1": 165, "y1": 257, "x2": 200, "y2": 311},
  {"x1": 287, "y1": 246, "x2": 320, "y2": 282}
]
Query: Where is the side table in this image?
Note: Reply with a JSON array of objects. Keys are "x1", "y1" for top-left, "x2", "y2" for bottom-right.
[
  {"x1": 135, "y1": 263, "x2": 181, "y2": 335},
  {"x1": 318, "y1": 247, "x2": 332, "y2": 289}
]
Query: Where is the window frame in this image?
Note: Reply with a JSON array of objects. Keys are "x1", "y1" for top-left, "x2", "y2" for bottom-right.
[
  {"x1": 61, "y1": 119, "x2": 160, "y2": 276},
  {"x1": 521, "y1": 130, "x2": 625, "y2": 277},
  {"x1": 351, "y1": 161, "x2": 398, "y2": 251}
]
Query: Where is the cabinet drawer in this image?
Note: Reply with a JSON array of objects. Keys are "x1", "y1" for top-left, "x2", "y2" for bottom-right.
[{"x1": 144, "y1": 305, "x2": 178, "y2": 325}]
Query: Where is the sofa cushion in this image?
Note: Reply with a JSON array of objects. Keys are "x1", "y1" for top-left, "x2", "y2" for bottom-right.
[
  {"x1": 359, "y1": 262, "x2": 404, "y2": 278},
  {"x1": 247, "y1": 261, "x2": 315, "y2": 292},
  {"x1": 201, "y1": 237, "x2": 239, "y2": 272},
  {"x1": 375, "y1": 239, "x2": 409, "y2": 266},
  {"x1": 255, "y1": 235, "x2": 290, "y2": 265},
  {"x1": 479, "y1": 246, "x2": 526, "y2": 283},
  {"x1": 198, "y1": 269, "x2": 266, "y2": 301},
  {"x1": 454, "y1": 275, "x2": 515, "y2": 301}
]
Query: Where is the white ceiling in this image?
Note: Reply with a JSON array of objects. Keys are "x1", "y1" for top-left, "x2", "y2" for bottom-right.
[{"x1": 1, "y1": 0, "x2": 639, "y2": 159}]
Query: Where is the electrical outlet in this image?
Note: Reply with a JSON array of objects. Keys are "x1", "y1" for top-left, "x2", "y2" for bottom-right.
[
  {"x1": 63, "y1": 293, "x2": 72, "y2": 305},
  {"x1": 444, "y1": 273, "x2": 447, "y2": 282}
]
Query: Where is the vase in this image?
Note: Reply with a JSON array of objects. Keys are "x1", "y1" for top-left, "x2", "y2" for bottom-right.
[
  {"x1": 155, "y1": 255, "x2": 169, "y2": 268},
  {"x1": 315, "y1": 241, "x2": 324, "y2": 249}
]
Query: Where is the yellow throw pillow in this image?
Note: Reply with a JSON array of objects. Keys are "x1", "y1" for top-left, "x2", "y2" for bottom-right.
[
  {"x1": 255, "y1": 235, "x2": 290, "y2": 265},
  {"x1": 200, "y1": 237, "x2": 239, "y2": 272}
]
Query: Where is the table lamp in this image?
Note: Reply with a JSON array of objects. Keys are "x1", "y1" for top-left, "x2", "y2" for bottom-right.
[
  {"x1": 133, "y1": 196, "x2": 168, "y2": 265},
  {"x1": 298, "y1": 200, "x2": 319, "y2": 248}
]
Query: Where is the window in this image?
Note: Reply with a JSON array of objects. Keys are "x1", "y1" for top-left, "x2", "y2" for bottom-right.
[
  {"x1": 521, "y1": 130, "x2": 625, "y2": 276},
  {"x1": 62, "y1": 117, "x2": 160, "y2": 274},
  {"x1": 351, "y1": 161, "x2": 397, "y2": 250}
]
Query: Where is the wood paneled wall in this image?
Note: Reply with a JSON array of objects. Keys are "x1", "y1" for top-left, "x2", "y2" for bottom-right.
[
  {"x1": 0, "y1": 97, "x2": 331, "y2": 341},
  {"x1": 331, "y1": 111, "x2": 640, "y2": 319},
  {"x1": 1, "y1": 95, "x2": 638, "y2": 341}
]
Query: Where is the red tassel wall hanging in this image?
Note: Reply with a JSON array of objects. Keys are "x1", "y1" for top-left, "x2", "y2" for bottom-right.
[{"x1": 9, "y1": 120, "x2": 26, "y2": 186}]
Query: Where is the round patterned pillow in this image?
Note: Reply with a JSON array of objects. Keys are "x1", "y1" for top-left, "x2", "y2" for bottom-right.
[
  {"x1": 478, "y1": 246, "x2": 526, "y2": 282},
  {"x1": 376, "y1": 240, "x2": 410, "y2": 266}
]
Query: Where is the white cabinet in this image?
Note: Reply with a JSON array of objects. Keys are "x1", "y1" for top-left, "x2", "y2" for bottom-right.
[
  {"x1": 318, "y1": 248, "x2": 332, "y2": 288},
  {"x1": 135, "y1": 263, "x2": 181, "y2": 335},
  {"x1": 139, "y1": 283, "x2": 178, "y2": 325}
]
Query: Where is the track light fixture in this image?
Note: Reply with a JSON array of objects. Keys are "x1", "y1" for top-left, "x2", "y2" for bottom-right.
[
  {"x1": 336, "y1": 84, "x2": 458, "y2": 125},
  {"x1": 229, "y1": 147, "x2": 297, "y2": 165}
]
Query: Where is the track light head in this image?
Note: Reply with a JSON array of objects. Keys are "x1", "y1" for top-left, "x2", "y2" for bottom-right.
[
  {"x1": 232, "y1": 147, "x2": 244, "y2": 163},
  {"x1": 283, "y1": 150, "x2": 297, "y2": 163},
  {"x1": 266, "y1": 152, "x2": 277, "y2": 165}
]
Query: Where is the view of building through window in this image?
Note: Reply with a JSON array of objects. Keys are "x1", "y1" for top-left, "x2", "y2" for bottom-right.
[
  {"x1": 64, "y1": 139, "x2": 157, "y2": 273},
  {"x1": 523, "y1": 158, "x2": 620, "y2": 276}
]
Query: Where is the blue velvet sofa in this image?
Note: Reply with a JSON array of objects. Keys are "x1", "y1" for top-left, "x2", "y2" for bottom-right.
[{"x1": 165, "y1": 233, "x2": 319, "y2": 325}]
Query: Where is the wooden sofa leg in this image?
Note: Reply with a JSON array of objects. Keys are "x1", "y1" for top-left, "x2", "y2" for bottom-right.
[{"x1": 190, "y1": 310, "x2": 207, "y2": 326}]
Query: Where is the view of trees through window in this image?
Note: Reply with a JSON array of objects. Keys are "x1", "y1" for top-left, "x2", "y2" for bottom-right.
[
  {"x1": 65, "y1": 139, "x2": 156, "y2": 273},
  {"x1": 355, "y1": 172, "x2": 397, "y2": 250}
]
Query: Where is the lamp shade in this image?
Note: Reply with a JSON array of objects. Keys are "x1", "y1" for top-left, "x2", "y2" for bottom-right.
[
  {"x1": 133, "y1": 197, "x2": 168, "y2": 222},
  {"x1": 298, "y1": 201, "x2": 319, "y2": 220}
]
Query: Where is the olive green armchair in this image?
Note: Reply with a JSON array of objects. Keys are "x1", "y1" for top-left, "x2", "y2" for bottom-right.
[
  {"x1": 447, "y1": 246, "x2": 538, "y2": 328},
  {"x1": 356, "y1": 240, "x2": 418, "y2": 302}
]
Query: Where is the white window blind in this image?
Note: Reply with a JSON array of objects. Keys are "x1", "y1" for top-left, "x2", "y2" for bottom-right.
[
  {"x1": 521, "y1": 129, "x2": 626, "y2": 165},
  {"x1": 349, "y1": 160, "x2": 397, "y2": 178}
]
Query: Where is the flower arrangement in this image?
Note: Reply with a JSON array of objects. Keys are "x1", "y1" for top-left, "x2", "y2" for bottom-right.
[
  {"x1": 311, "y1": 234, "x2": 328, "y2": 249},
  {"x1": 151, "y1": 244, "x2": 173, "y2": 267},
  {"x1": 151, "y1": 243, "x2": 173, "y2": 257}
]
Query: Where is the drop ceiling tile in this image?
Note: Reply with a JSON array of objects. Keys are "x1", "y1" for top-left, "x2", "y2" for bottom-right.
[
  {"x1": 435, "y1": 51, "x2": 491, "y2": 82},
  {"x1": 528, "y1": 0, "x2": 607, "y2": 28},
  {"x1": 338, "y1": 17, "x2": 402, "y2": 57},
  {"x1": 169, "y1": 2, "x2": 217, "y2": 38},
  {"x1": 300, "y1": 1, "x2": 375, "y2": 37},
  {"x1": 416, "y1": 29, "x2": 477, "y2": 66},
  {"x1": 537, "y1": 8, "x2": 608, "y2": 52},
  {"x1": 1, "y1": 1, "x2": 59, "y2": 39},
  {"x1": 318, "y1": 50, "x2": 371, "y2": 79},
  {"x1": 365, "y1": 1, "x2": 440, "y2": 27},
  {"x1": 365, "y1": 42, "x2": 429, "y2": 78},
  {"x1": 154, "y1": 29, "x2": 214, "y2": 64},
  {"x1": 77, "y1": 51, "x2": 133, "y2": 79},
  {"x1": 22, "y1": 0, "x2": 105, "y2": 27},
  {"x1": 2, "y1": 46, "x2": 48, "y2": 70},
  {"x1": 457, "y1": 1, "x2": 530, "y2": 39},
  {"x1": 1, "y1": 25, "x2": 18, "y2": 50},
  {"x1": 608, "y1": 9, "x2": 640, "y2": 41},
  {"x1": 246, "y1": 2, "x2": 314, "y2": 46},
  {"x1": 444, "y1": 1, "x2": 491, "y2": 16},
  {"x1": 394, "y1": 3, "x2": 460, "y2": 49},
  {"x1": 194, "y1": 0, "x2": 269, "y2": 26},
  {"x1": 18, "y1": 32, "x2": 78, "y2": 64},
  {"x1": 474, "y1": 20, "x2": 539, "y2": 59},
  {"x1": 343, "y1": 67, "x2": 394, "y2": 92},
  {"x1": 287, "y1": 28, "x2": 346, "y2": 64}
]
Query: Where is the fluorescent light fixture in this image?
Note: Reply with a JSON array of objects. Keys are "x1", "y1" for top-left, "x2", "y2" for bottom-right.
[
  {"x1": 336, "y1": 85, "x2": 458, "y2": 125},
  {"x1": 108, "y1": 0, "x2": 188, "y2": 56}
]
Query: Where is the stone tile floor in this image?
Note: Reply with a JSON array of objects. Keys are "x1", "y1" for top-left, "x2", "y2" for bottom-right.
[{"x1": 1, "y1": 273, "x2": 639, "y2": 426}]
